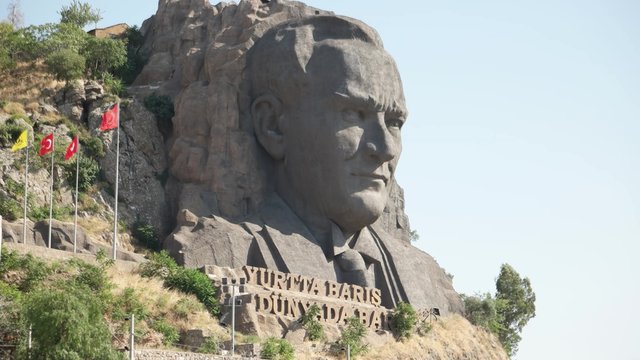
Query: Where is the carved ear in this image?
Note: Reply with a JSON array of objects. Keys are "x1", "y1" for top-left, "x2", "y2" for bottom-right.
[{"x1": 252, "y1": 94, "x2": 285, "y2": 160}]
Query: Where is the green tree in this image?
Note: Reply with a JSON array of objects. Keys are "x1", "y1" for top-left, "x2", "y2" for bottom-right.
[
  {"x1": 462, "y1": 264, "x2": 536, "y2": 357},
  {"x1": 261, "y1": 337, "x2": 294, "y2": 360},
  {"x1": 389, "y1": 301, "x2": 417, "y2": 339},
  {"x1": 338, "y1": 317, "x2": 368, "y2": 358},
  {"x1": 59, "y1": 0, "x2": 102, "y2": 29},
  {"x1": 45, "y1": 48, "x2": 86, "y2": 81},
  {"x1": 20, "y1": 281, "x2": 124, "y2": 359},
  {"x1": 461, "y1": 293, "x2": 500, "y2": 333},
  {"x1": 299, "y1": 303, "x2": 324, "y2": 341},
  {"x1": 0, "y1": 22, "x2": 17, "y2": 71},
  {"x1": 82, "y1": 36, "x2": 126, "y2": 76},
  {"x1": 494, "y1": 263, "x2": 536, "y2": 357}
]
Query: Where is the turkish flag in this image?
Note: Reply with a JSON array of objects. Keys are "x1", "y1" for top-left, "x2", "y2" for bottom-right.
[
  {"x1": 65, "y1": 136, "x2": 78, "y2": 160},
  {"x1": 100, "y1": 103, "x2": 119, "y2": 131},
  {"x1": 38, "y1": 133, "x2": 54, "y2": 156}
]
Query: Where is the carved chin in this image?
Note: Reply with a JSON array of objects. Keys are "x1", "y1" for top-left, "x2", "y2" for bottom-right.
[{"x1": 337, "y1": 190, "x2": 388, "y2": 230}]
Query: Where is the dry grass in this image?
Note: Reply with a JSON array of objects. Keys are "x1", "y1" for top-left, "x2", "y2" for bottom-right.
[
  {"x1": 363, "y1": 315, "x2": 508, "y2": 360},
  {"x1": 107, "y1": 266, "x2": 230, "y2": 348},
  {"x1": 290, "y1": 315, "x2": 508, "y2": 360},
  {"x1": 0, "y1": 61, "x2": 62, "y2": 105}
]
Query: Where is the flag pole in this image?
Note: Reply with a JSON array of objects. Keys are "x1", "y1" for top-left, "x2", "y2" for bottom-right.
[
  {"x1": 73, "y1": 142, "x2": 80, "y2": 254},
  {"x1": 47, "y1": 138, "x2": 55, "y2": 248},
  {"x1": 112, "y1": 102, "x2": 120, "y2": 261},
  {"x1": 23, "y1": 143, "x2": 29, "y2": 244}
]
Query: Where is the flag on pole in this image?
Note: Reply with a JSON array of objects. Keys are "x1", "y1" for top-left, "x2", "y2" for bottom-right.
[
  {"x1": 100, "y1": 103, "x2": 119, "y2": 131},
  {"x1": 65, "y1": 136, "x2": 78, "y2": 160},
  {"x1": 38, "y1": 133, "x2": 54, "y2": 156},
  {"x1": 11, "y1": 130, "x2": 28, "y2": 151}
]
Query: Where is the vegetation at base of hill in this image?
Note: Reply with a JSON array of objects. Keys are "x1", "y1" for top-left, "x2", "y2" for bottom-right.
[
  {"x1": 389, "y1": 301, "x2": 418, "y2": 339},
  {"x1": 299, "y1": 303, "x2": 325, "y2": 341},
  {"x1": 0, "y1": 248, "x2": 228, "y2": 356},
  {"x1": 335, "y1": 316, "x2": 369, "y2": 358},
  {"x1": 261, "y1": 337, "x2": 295, "y2": 360},
  {"x1": 462, "y1": 263, "x2": 536, "y2": 357},
  {"x1": 139, "y1": 251, "x2": 220, "y2": 317},
  {"x1": 132, "y1": 220, "x2": 160, "y2": 250}
]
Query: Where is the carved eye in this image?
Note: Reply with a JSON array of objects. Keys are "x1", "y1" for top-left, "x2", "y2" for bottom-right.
[{"x1": 386, "y1": 118, "x2": 404, "y2": 130}]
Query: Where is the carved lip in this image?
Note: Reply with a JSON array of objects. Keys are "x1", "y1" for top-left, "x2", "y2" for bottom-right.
[{"x1": 352, "y1": 172, "x2": 389, "y2": 185}]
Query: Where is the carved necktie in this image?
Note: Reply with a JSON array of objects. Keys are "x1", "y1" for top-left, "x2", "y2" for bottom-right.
[{"x1": 336, "y1": 248, "x2": 371, "y2": 287}]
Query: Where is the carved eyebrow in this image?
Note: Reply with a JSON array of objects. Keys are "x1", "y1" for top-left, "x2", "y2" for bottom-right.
[{"x1": 334, "y1": 91, "x2": 407, "y2": 117}]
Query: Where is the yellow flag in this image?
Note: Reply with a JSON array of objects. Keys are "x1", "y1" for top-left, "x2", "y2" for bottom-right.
[{"x1": 11, "y1": 130, "x2": 28, "y2": 151}]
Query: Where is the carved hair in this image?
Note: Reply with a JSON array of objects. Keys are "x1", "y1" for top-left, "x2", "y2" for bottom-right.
[{"x1": 246, "y1": 16, "x2": 384, "y2": 102}]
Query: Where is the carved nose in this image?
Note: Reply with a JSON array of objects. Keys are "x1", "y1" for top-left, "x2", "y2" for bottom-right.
[{"x1": 365, "y1": 117, "x2": 396, "y2": 162}]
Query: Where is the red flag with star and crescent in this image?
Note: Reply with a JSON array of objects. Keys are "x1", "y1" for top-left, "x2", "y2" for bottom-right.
[
  {"x1": 100, "y1": 103, "x2": 119, "y2": 131},
  {"x1": 38, "y1": 133, "x2": 54, "y2": 156},
  {"x1": 65, "y1": 136, "x2": 78, "y2": 160}
]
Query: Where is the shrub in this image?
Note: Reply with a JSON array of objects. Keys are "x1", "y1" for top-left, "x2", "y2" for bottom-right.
[
  {"x1": 462, "y1": 293, "x2": 500, "y2": 332},
  {"x1": 0, "y1": 120, "x2": 24, "y2": 147},
  {"x1": 101, "y1": 72, "x2": 124, "y2": 96},
  {"x1": 139, "y1": 250, "x2": 179, "y2": 279},
  {"x1": 113, "y1": 26, "x2": 148, "y2": 85},
  {"x1": 416, "y1": 321, "x2": 433, "y2": 336},
  {"x1": 111, "y1": 287, "x2": 149, "y2": 320},
  {"x1": 261, "y1": 337, "x2": 294, "y2": 360},
  {"x1": 462, "y1": 264, "x2": 536, "y2": 357},
  {"x1": 82, "y1": 37, "x2": 126, "y2": 76},
  {"x1": 197, "y1": 337, "x2": 219, "y2": 354},
  {"x1": 45, "y1": 48, "x2": 86, "y2": 81},
  {"x1": 0, "y1": 251, "x2": 51, "y2": 292},
  {"x1": 132, "y1": 221, "x2": 159, "y2": 250},
  {"x1": 174, "y1": 297, "x2": 203, "y2": 319},
  {"x1": 152, "y1": 319, "x2": 180, "y2": 346},
  {"x1": 80, "y1": 135, "x2": 105, "y2": 158},
  {"x1": 20, "y1": 281, "x2": 123, "y2": 360},
  {"x1": 299, "y1": 303, "x2": 324, "y2": 341},
  {"x1": 338, "y1": 317, "x2": 368, "y2": 358},
  {"x1": 139, "y1": 251, "x2": 220, "y2": 316},
  {"x1": 63, "y1": 156, "x2": 100, "y2": 193},
  {"x1": 0, "y1": 193, "x2": 21, "y2": 220},
  {"x1": 143, "y1": 93, "x2": 174, "y2": 135},
  {"x1": 389, "y1": 301, "x2": 417, "y2": 339},
  {"x1": 28, "y1": 204, "x2": 73, "y2": 222},
  {"x1": 165, "y1": 268, "x2": 220, "y2": 317}
]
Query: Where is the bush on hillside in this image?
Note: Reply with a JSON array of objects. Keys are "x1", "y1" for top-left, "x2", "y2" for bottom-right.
[
  {"x1": 139, "y1": 251, "x2": 220, "y2": 316},
  {"x1": 337, "y1": 316, "x2": 368, "y2": 358},
  {"x1": 299, "y1": 303, "x2": 324, "y2": 341},
  {"x1": 45, "y1": 48, "x2": 86, "y2": 81},
  {"x1": 20, "y1": 281, "x2": 124, "y2": 360},
  {"x1": 462, "y1": 264, "x2": 536, "y2": 357},
  {"x1": 82, "y1": 36, "x2": 126, "y2": 76},
  {"x1": 261, "y1": 337, "x2": 294, "y2": 360},
  {"x1": 389, "y1": 301, "x2": 417, "y2": 339}
]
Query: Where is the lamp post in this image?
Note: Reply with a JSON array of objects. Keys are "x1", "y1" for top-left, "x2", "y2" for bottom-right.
[{"x1": 221, "y1": 277, "x2": 246, "y2": 357}]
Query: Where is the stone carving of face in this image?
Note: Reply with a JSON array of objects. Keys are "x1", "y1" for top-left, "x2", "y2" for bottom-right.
[{"x1": 276, "y1": 41, "x2": 408, "y2": 235}]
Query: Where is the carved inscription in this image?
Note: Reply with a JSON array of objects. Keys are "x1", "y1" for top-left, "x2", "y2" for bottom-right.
[{"x1": 242, "y1": 266, "x2": 389, "y2": 329}]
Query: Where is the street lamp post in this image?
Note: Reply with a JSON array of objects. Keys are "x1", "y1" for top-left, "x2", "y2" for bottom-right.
[{"x1": 221, "y1": 277, "x2": 246, "y2": 357}]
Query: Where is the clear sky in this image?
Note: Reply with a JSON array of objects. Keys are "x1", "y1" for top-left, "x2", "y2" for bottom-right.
[{"x1": 4, "y1": 0, "x2": 639, "y2": 359}]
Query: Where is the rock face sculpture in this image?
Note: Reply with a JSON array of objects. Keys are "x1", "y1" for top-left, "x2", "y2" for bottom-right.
[{"x1": 137, "y1": 0, "x2": 462, "y2": 313}]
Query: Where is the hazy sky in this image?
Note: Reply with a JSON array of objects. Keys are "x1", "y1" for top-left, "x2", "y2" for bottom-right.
[{"x1": 4, "y1": 1, "x2": 639, "y2": 359}]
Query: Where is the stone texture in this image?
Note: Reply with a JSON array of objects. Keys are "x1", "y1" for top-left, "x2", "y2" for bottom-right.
[
  {"x1": 136, "y1": 0, "x2": 461, "y2": 314},
  {"x1": 92, "y1": 99, "x2": 171, "y2": 235},
  {"x1": 1, "y1": 218, "x2": 145, "y2": 262}
]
